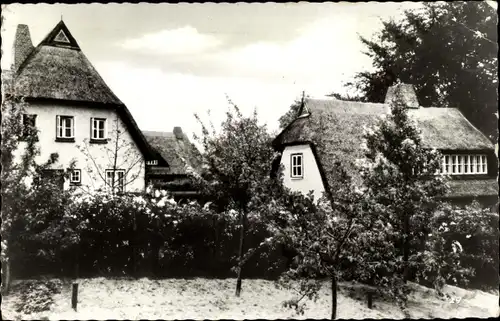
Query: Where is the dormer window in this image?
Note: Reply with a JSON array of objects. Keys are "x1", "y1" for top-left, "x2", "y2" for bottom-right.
[
  {"x1": 440, "y1": 154, "x2": 487, "y2": 175},
  {"x1": 54, "y1": 29, "x2": 70, "y2": 43}
]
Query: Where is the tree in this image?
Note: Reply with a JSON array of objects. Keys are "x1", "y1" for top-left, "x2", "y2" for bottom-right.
[
  {"x1": 349, "y1": 1, "x2": 498, "y2": 141},
  {"x1": 357, "y1": 89, "x2": 449, "y2": 287},
  {"x1": 266, "y1": 164, "x2": 379, "y2": 320},
  {"x1": 78, "y1": 114, "x2": 144, "y2": 195},
  {"x1": 1, "y1": 92, "x2": 74, "y2": 293},
  {"x1": 193, "y1": 97, "x2": 283, "y2": 296}
]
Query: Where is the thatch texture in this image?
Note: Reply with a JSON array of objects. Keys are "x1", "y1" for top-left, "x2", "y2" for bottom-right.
[
  {"x1": 273, "y1": 98, "x2": 496, "y2": 196},
  {"x1": 12, "y1": 45, "x2": 122, "y2": 105},
  {"x1": 6, "y1": 21, "x2": 159, "y2": 162},
  {"x1": 143, "y1": 130, "x2": 203, "y2": 176}
]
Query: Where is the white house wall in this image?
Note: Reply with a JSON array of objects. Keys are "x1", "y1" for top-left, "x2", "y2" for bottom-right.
[
  {"x1": 280, "y1": 144, "x2": 325, "y2": 202},
  {"x1": 14, "y1": 102, "x2": 146, "y2": 192}
]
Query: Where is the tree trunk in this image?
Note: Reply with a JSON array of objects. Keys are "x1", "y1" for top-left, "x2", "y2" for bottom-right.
[
  {"x1": 235, "y1": 210, "x2": 246, "y2": 297},
  {"x1": 331, "y1": 274, "x2": 338, "y2": 320},
  {"x1": 403, "y1": 213, "x2": 410, "y2": 283},
  {"x1": 3, "y1": 260, "x2": 12, "y2": 295}
]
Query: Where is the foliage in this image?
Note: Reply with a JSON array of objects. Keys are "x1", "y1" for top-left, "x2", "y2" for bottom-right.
[
  {"x1": 349, "y1": 1, "x2": 498, "y2": 140},
  {"x1": 1, "y1": 92, "x2": 75, "y2": 288},
  {"x1": 417, "y1": 201, "x2": 499, "y2": 292},
  {"x1": 13, "y1": 280, "x2": 62, "y2": 314},
  {"x1": 193, "y1": 96, "x2": 287, "y2": 295},
  {"x1": 353, "y1": 89, "x2": 449, "y2": 306}
]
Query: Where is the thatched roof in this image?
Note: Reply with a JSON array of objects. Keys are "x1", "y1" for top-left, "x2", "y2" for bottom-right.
[
  {"x1": 6, "y1": 21, "x2": 161, "y2": 161},
  {"x1": 143, "y1": 128, "x2": 203, "y2": 176},
  {"x1": 273, "y1": 97, "x2": 496, "y2": 197},
  {"x1": 10, "y1": 21, "x2": 122, "y2": 105}
]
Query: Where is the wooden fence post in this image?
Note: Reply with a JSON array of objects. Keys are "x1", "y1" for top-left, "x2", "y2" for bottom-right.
[{"x1": 72, "y1": 283, "x2": 78, "y2": 311}]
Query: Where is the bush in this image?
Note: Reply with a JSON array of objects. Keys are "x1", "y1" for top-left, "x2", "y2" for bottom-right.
[
  {"x1": 10, "y1": 190, "x2": 288, "y2": 279},
  {"x1": 14, "y1": 279, "x2": 62, "y2": 314},
  {"x1": 416, "y1": 201, "x2": 499, "y2": 291}
]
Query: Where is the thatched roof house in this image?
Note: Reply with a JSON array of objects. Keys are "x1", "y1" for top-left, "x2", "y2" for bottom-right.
[
  {"x1": 273, "y1": 84, "x2": 498, "y2": 207},
  {"x1": 7, "y1": 21, "x2": 161, "y2": 163},
  {"x1": 143, "y1": 127, "x2": 203, "y2": 198}
]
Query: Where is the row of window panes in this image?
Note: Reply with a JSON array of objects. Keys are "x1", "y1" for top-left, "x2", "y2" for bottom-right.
[
  {"x1": 56, "y1": 116, "x2": 107, "y2": 140},
  {"x1": 22, "y1": 114, "x2": 107, "y2": 140},
  {"x1": 440, "y1": 155, "x2": 487, "y2": 175},
  {"x1": 70, "y1": 169, "x2": 125, "y2": 192}
]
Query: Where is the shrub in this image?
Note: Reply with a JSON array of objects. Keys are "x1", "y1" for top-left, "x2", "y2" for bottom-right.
[
  {"x1": 14, "y1": 279, "x2": 62, "y2": 314},
  {"x1": 416, "y1": 201, "x2": 499, "y2": 291}
]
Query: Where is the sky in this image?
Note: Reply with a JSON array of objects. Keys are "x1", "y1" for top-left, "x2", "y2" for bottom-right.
[{"x1": 1, "y1": 2, "x2": 425, "y2": 139}]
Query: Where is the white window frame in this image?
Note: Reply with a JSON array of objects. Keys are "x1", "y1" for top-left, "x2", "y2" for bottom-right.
[
  {"x1": 291, "y1": 153, "x2": 304, "y2": 179},
  {"x1": 105, "y1": 169, "x2": 126, "y2": 193},
  {"x1": 91, "y1": 117, "x2": 107, "y2": 140},
  {"x1": 70, "y1": 169, "x2": 81, "y2": 185},
  {"x1": 440, "y1": 154, "x2": 487, "y2": 175},
  {"x1": 56, "y1": 115, "x2": 74, "y2": 138}
]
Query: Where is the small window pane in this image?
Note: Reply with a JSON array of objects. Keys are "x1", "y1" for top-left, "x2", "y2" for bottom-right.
[{"x1": 476, "y1": 155, "x2": 481, "y2": 173}]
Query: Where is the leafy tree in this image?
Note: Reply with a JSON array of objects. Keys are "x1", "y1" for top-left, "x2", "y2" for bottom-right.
[
  {"x1": 349, "y1": 1, "x2": 498, "y2": 141},
  {"x1": 193, "y1": 97, "x2": 283, "y2": 296},
  {"x1": 356, "y1": 89, "x2": 449, "y2": 290},
  {"x1": 1, "y1": 92, "x2": 75, "y2": 293}
]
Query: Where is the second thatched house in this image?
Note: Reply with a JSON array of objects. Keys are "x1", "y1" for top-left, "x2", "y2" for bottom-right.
[
  {"x1": 272, "y1": 83, "x2": 498, "y2": 210},
  {"x1": 143, "y1": 127, "x2": 203, "y2": 200}
]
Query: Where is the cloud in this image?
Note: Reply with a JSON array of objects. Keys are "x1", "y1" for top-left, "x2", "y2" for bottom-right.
[
  {"x1": 203, "y1": 16, "x2": 377, "y2": 87},
  {"x1": 119, "y1": 26, "x2": 222, "y2": 55}
]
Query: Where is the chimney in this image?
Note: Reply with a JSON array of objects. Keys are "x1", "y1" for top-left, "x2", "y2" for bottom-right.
[
  {"x1": 173, "y1": 126, "x2": 184, "y2": 140},
  {"x1": 12, "y1": 24, "x2": 34, "y2": 72},
  {"x1": 384, "y1": 83, "x2": 419, "y2": 108}
]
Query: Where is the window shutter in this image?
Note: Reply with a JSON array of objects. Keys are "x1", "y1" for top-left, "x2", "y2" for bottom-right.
[
  {"x1": 90, "y1": 117, "x2": 94, "y2": 139},
  {"x1": 104, "y1": 119, "x2": 108, "y2": 139},
  {"x1": 56, "y1": 115, "x2": 60, "y2": 138},
  {"x1": 71, "y1": 117, "x2": 75, "y2": 137}
]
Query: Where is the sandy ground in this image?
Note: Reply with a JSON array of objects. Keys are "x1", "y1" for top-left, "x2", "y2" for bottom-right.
[{"x1": 2, "y1": 277, "x2": 498, "y2": 320}]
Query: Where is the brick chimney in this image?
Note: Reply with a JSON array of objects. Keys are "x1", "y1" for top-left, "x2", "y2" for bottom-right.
[
  {"x1": 12, "y1": 24, "x2": 34, "y2": 72},
  {"x1": 173, "y1": 126, "x2": 184, "y2": 140},
  {"x1": 384, "y1": 83, "x2": 419, "y2": 108}
]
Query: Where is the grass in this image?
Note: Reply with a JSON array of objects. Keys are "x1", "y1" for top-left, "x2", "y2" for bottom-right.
[{"x1": 2, "y1": 277, "x2": 498, "y2": 320}]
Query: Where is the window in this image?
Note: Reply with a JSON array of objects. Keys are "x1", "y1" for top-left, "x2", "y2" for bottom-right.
[
  {"x1": 70, "y1": 169, "x2": 81, "y2": 185},
  {"x1": 440, "y1": 154, "x2": 487, "y2": 175},
  {"x1": 21, "y1": 114, "x2": 37, "y2": 139},
  {"x1": 56, "y1": 115, "x2": 74, "y2": 140},
  {"x1": 291, "y1": 153, "x2": 303, "y2": 178},
  {"x1": 91, "y1": 118, "x2": 107, "y2": 140},
  {"x1": 146, "y1": 160, "x2": 158, "y2": 166},
  {"x1": 105, "y1": 169, "x2": 125, "y2": 193}
]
